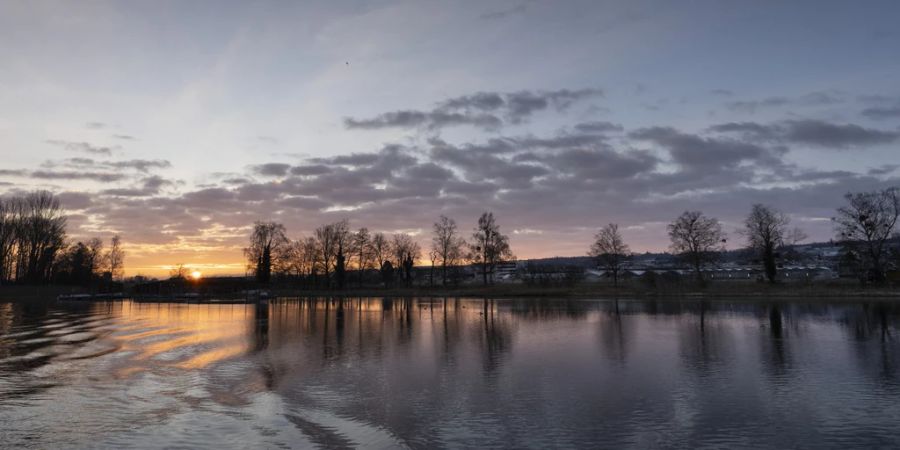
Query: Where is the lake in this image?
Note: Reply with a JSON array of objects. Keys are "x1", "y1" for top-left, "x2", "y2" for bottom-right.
[{"x1": 1, "y1": 297, "x2": 899, "y2": 449}]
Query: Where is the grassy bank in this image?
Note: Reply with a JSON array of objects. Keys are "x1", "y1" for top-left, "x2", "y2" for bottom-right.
[
  {"x1": 264, "y1": 282, "x2": 900, "y2": 300},
  {"x1": 2, "y1": 282, "x2": 899, "y2": 303}
]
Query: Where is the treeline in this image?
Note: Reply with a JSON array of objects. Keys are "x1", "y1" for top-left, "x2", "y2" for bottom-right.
[
  {"x1": 245, "y1": 212, "x2": 513, "y2": 288},
  {"x1": 590, "y1": 187, "x2": 900, "y2": 285},
  {"x1": 244, "y1": 186, "x2": 899, "y2": 290},
  {"x1": 0, "y1": 191, "x2": 125, "y2": 286}
]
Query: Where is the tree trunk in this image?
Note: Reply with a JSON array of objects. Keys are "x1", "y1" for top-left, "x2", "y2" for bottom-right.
[{"x1": 763, "y1": 244, "x2": 777, "y2": 283}]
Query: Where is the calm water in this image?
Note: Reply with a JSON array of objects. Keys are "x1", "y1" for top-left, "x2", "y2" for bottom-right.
[{"x1": 1, "y1": 298, "x2": 899, "y2": 449}]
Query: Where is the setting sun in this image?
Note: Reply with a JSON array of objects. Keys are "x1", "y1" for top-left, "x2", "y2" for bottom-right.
[{"x1": 191, "y1": 270, "x2": 202, "y2": 280}]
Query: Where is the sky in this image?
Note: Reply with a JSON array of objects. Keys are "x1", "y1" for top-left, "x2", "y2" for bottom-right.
[{"x1": 1, "y1": 0, "x2": 899, "y2": 277}]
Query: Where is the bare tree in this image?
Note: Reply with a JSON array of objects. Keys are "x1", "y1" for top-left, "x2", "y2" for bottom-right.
[
  {"x1": 370, "y1": 232, "x2": 388, "y2": 269},
  {"x1": 742, "y1": 204, "x2": 791, "y2": 283},
  {"x1": 169, "y1": 263, "x2": 189, "y2": 280},
  {"x1": 87, "y1": 237, "x2": 105, "y2": 278},
  {"x1": 0, "y1": 199, "x2": 17, "y2": 283},
  {"x1": 314, "y1": 219, "x2": 350, "y2": 288},
  {"x1": 391, "y1": 233, "x2": 421, "y2": 286},
  {"x1": 833, "y1": 187, "x2": 900, "y2": 283},
  {"x1": 106, "y1": 234, "x2": 125, "y2": 280},
  {"x1": 283, "y1": 239, "x2": 305, "y2": 279},
  {"x1": 13, "y1": 191, "x2": 67, "y2": 284},
  {"x1": 302, "y1": 237, "x2": 321, "y2": 286},
  {"x1": 352, "y1": 227, "x2": 371, "y2": 287},
  {"x1": 244, "y1": 221, "x2": 289, "y2": 284},
  {"x1": 428, "y1": 249, "x2": 438, "y2": 287},
  {"x1": 470, "y1": 212, "x2": 513, "y2": 285},
  {"x1": 431, "y1": 215, "x2": 466, "y2": 286},
  {"x1": 668, "y1": 210, "x2": 726, "y2": 283},
  {"x1": 588, "y1": 223, "x2": 630, "y2": 287}
]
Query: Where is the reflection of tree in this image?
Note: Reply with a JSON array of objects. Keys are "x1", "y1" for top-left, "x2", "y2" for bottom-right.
[
  {"x1": 678, "y1": 301, "x2": 729, "y2": 378},
  {"x1": 844, "y1": 303, "x2": 898, "y2": 386},
  {"x1": 397, "y1": 298, "x2": 413, "y2": 343},
  {"x1": 480, "y1": 299, "x2": 512, "y2": 375},
  {"x1": 764, "y1": 304, "x2": 789, "y2": 378},
  {"x1": 322, "y1": 298, "x2": 332, "y2": 360},
  {"x1": 599, "y1": 306, "x2": 630, "y2": 365},
  {"x1": 253, "y1": 301, "x2": 269, "y2": 352},
  {"x1": 252, "y1": 301, "x2": 278, "y2": 390}
]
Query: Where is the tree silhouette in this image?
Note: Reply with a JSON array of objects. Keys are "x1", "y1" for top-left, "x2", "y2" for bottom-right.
[
  {"x1": 106, "y1": 234, "x2": 125, "y2": 280},
  {"x1": 833, "y1": 187, "x2": 900, "y2": 283},
  {"x1": 432, "y1": 215, "x2": 466, "y2": 286},
  {"x1": 742, "y1": 204, "x2": 791, "y2": 283},
  {"x1": 668, "y1": 210, "x2": 726, "y2": 283},
  {"x1": 470, "y1": 212, "x2": 513, "y2": 285},
  {"x1": 589, "y1": 223, "x2": 630, "y2": 287},
  {"x1": 244, "y1": 221, "x2": 289, "y2": 284},
  {"x1": 314, "y1": 219, "x2": 350, "y2": 288}
]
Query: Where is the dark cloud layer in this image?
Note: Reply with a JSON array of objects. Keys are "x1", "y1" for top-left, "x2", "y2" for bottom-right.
[
  {"x1": 45, "y1": 139, "x2": 120, "y2": 156},
  {"x1": 708, "y1": 119, "x2": 900, "y2": 149},
  {"x1": 9, "y1": 88, "x2": 899, "y2": 259},
  {"x1": 44, "y1": 157, "x2": 171, "y2": 172},
  {"x1": 344, "y1": 88, "x2": 601, "y2": 131},
  {"x1": 31, "y1": 170, "x2": 125, "y2": 183},
  {"x1": 861, "y1": 105, "x2": 900, "y2": 120},
  {"x1": 724, "y1": 92, "x2": 844, "y2": 113}
]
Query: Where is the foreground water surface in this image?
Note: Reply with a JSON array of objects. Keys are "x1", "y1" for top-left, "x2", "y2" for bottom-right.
[{"x1": 1, "y1": 297, "x2": 899, "y2": 449}]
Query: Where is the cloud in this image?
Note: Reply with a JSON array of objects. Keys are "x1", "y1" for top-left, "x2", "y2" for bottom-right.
[
  {"x1": 290, "y1": 165, "x2": 332, "y2": 176},
  {"x1": 56, "y1": 192, "x2": 94, "y2": 210},
  {"x1": 724, "y1": 91, "x2": 844, "y2": 113},
  {"x1": 629, "y1": 126, "x2": 783, "y2": 170},
  {"x1": 481, "y1": 2, "x2": 529, "y2": 20},
  {"x1": 344, "y1": 88, "x2": 601, "y2": 131},
  {"x1": 108, "y1": 159, "x2": 171, "y2": 172},
  {"x1": 781, "y1": 119, "x2": 899, "y2": 148},
  {"x1": 45, "y1": 139, "x2": 120, "y2": 156},
  {"x1": 573, "y1": 121, "x2": 624, "y2": 134},
  {"x1": 251, "y1": 163, "x2": 291, "y2": 177},
  {"x1": 85, "y1": 122, "x2": 106, "y2": 129},
  {"x1": 101, "y1": 175, "x2": 174, "y2": 197},
  {"x1": 868, "y1": 164, "x2": 899, "y2": 176},
  {"x1": 31, "y1": 170, "x2": 125, "y2": 182},
  {"x1": 708, "y1": 119, "x2": 900, "y2": 149},
  {"x1": 42, "y1": 126, "x2": 899, "y2": 264},
  {"x1": 112, "y1": 134, "x2": 136, "y2": 140},
  {"x1": 344, "y1": 110, "x2": 502, "y2": 131},
  {"x1": 42, "y1": 157, "x2": 171, "y2": 172},
  {"x1": 861, "y1": 106, "x2": 900, "y2": 120},
  {"x1": 16, "y1": 87, "x2": 900, "y2": 266}
]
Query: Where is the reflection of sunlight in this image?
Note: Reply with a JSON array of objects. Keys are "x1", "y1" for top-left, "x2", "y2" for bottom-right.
[
  {"x1": 175, "y1": 344, "x2": 249, "y2": 370},
  {"x1": 100, "y1": 302, "x2": 253, "y2": 377}
]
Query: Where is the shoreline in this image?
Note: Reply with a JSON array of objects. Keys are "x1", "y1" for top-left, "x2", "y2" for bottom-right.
[{"x1": 3, "y1": 283, "x2": 899, "y2": 303}]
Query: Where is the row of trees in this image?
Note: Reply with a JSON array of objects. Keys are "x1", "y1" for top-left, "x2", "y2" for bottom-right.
[
  {"x1": 244, "y1": 212, "x2": 514, "y2": 287},
  {"x1": 0, "y1": 191, "x2": 125, "y2": 286},
  {"x1": 243, "y1": 186, "x2": 897, "y2": 289},
  {"x1": 589, "y1": 187, "x2": 900, "y2": 285}
]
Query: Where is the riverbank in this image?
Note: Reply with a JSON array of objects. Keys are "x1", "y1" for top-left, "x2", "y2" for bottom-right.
[
  {"x1": 264, "y1": 282, "x2": 900, "y2": 300},
  {"x1": 1, "y1": 282, "x2": 899, "y2": 303}
]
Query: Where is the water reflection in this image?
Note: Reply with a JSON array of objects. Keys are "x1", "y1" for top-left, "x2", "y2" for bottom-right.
[{"x1": 1, "y1": 298, "x2": 900, "y2": 448}]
